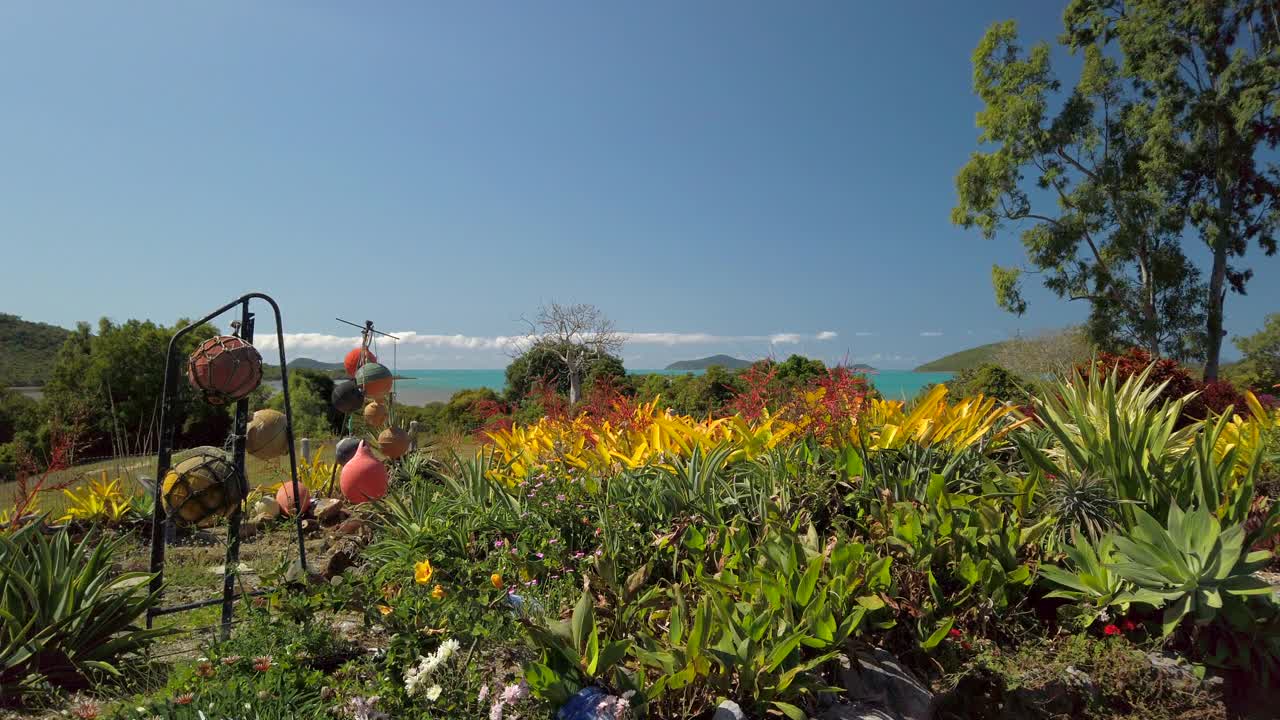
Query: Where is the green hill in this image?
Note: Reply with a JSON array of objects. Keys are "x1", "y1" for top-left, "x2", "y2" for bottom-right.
[
  {"x1": 914, "y1": 341, "x2": 1007, "y2": 372},
  {"x1": 666, "y1": 354, "x2": 752, "y2": 371},
  {"x1": 0, "y1": 314, "x2": 72, "y2": 386}
]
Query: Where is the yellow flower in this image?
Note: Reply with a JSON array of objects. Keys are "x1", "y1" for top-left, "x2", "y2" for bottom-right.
[
  {"x1": 490, "y1": 573, "x2": 503, "y2": 590},
  {"x1": 414, "y1": 559, "x2": 434, "y2": 585},
  {"x1": 431, "y1": 584, "x2": 446, "y2": 600},
  {"x1": 377, "y1": 604, "x2": 393, "y2": 616}
]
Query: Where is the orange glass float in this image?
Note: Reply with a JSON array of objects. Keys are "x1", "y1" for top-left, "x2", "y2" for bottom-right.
[{"x1": 276, "y1": 481, "x2": 311, "y2": 516}]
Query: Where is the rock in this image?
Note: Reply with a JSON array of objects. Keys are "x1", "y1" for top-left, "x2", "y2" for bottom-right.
[
  {"x1": 838, "y1": 647, "x2": 934, "y2": 720},
  {"x1": 321, "y1": 541, "x2": 361, "y2": 580},
  {"x1": 336, "y1": 517, "x2": 370, "y2": 538},
  {"x1": 820, "y1": 703, "x2": 896, "y2": 720},
  {"x1": 301, "y1": 519, "x2": 320, "y2": 535},
  {"x1": 313, "y1": 498, "x2": 347, "y2": 526},
  {"x1": 249, "y1": 513, "x2": 274, "y2": 526},
  {"x1": 712, "y1": 700, "x2": 746, "y2": 720},
  {"x1": 238, "y1": 521, "x2": 260, "y2": 540},
  {"x1": 1147, "y1": 651, "x2": 1220, "y2": 691}
]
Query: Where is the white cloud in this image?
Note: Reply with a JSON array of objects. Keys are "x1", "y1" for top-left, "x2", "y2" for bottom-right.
[
  {"x1": 920, "y1": 331, "x2": 944, "y2": 337},
  {"x1": 258, "y1": 329, "x2": 837, "y2": 359}
]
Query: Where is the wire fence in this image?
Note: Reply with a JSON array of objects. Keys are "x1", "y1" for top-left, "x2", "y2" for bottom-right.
[{"x1": 0, "y1": 440, "x2": 334, "y2": 517}]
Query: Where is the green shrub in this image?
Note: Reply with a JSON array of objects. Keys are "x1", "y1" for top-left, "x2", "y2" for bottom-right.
[{"x1": 0, "y1": 524, "x2": 169, "y2": 701}]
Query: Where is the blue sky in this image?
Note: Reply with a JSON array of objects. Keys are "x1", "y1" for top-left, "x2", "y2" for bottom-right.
[{"x1": 2, "y1": 2, "x2": 1276, "y2": 369}]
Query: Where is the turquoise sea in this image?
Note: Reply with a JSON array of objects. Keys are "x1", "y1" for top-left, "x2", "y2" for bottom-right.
[{"x1": 387, "y1": 368, "x2": 952, "y2": 404}]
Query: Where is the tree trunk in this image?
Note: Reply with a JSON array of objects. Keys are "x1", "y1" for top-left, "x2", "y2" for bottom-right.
[
  {"x1": 568, "y1": 371, "x2": 582, "y2": 405},
  {"x1": 1204, "y1": 185, "x2": 1232, "y2": 381}
]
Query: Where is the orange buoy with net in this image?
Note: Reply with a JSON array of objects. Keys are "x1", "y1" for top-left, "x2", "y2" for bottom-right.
[{"x1": 187, "y1": 336, "x2": 263, "y2": 405}]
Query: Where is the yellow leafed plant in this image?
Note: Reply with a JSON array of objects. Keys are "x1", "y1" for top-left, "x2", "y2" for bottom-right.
[
  {"x1": 856, "y1": 384, "x2": 1026, "y2": 452},
  {"x1": 60, "y1": 472, "x2": 133, "y2": 526}
]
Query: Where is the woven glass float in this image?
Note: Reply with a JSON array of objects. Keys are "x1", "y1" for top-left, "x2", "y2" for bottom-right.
[
  {"x1": 161, "y1": 450, "x2": 245, "y2": 527},
  {"x1": 187, "y1": 335, "x2": 263, "y2": 405}
]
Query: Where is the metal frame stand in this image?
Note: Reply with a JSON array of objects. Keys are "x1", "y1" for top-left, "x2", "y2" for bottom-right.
[{"x1": 146, "y1": 292, "x2": 308, "y2": 639}]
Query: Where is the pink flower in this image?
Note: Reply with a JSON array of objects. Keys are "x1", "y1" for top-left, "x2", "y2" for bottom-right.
[{"x1": 1103, "y1": 624, "x2": 1121, "y2": 636}]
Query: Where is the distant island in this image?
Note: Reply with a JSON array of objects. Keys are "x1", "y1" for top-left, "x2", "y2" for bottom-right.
[
  {"x1": 262, "y1": 357, "x2": 346, "y2": 380},
  {"x1": 914, "y1": 341, "x2": 1006, "y2": 372},
  {"x1": 665, "y1": 354, "x2": 752, "y2": 371},
  {"x1": 848, "y1": 363, "x2": 877, "y2": 372}
]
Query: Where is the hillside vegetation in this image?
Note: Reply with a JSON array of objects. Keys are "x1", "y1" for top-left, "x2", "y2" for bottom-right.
[
  {"x1": 914, "y1": 340, "x2": 1006, "y2": 372},
  {"x1": 0, "y1": 313, "x2": 71, "y2": 386}
]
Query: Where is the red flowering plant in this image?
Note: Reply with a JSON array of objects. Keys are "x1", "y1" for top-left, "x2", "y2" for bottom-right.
[{"x1": 1078, "y1": 348, "x2": 1245, "y2": 425}]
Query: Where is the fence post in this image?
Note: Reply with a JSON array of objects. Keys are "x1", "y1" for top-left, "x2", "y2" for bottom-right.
[
  {"x1": 409, "y1": 421, "x2": 420, "y2": 451},
  {"x1": 300, "y1": 437, "x2": 311, "y2": 460}
]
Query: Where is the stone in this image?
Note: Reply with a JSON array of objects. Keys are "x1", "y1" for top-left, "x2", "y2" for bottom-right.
[
  {"x1": 301, "y1": 519, "x2": 320, "y2": 535},
  {"x1": 314, "y1": 498, "x2": 349, "y2": 527},
  {"x1": 838, "y1": 647, "x2": 934, "y2": 720},
  {"x1": 249, "y1": 513, "x2": 274, "y2": 526},
  {"x1": 336, "y1": 517, "x2": 370, "y2": 538},
  {"x1": 1147, "y1": 652, "x2": 1218, "y2": 692},
  {"x1": 712, "y1": 700, "x2": 746, "y2": 720},
  {"x1": 820, "y1": 703, "x2": 896, "y2": 720},
  {"x1": 238, "y1": 521, "x2": 260, "y2": 540},
  {"x1": 321, "y1": 540, "x2": 361, "y2": 580}
]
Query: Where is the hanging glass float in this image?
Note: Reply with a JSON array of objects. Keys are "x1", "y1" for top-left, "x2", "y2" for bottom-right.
[
  {"x1": 246, "y1": 409, "x2": 289, "y2": 459},
  {"x1": 362, "y1": 400, "x2": 388, "y2": 428},
  {"x1": 344, "y1": 347, "x2": 377, "y2": 378},
  {"x1": 187, "y1": 336, "x2": 263, "y2": 405},
  {"x1": 276, "y1": 481, "x2": 311, "y2": 517},
  {"x1": 355, "y1": 362, "x2": 393, "y2": 399},
  {"x1": 339, "y1": 441, "x2": 388, "y2": 504},
  {"x1": 162, "y1": 450, "x2": 245, "y2": 527},
  {"x1": 335, "y1": 436, "x2": 360, "y2": 465},
  {"x1": 378, "y1": 426, "x2": 411, "y2": 459},
  {"x1": 332, "y1": 380, "x2": 364, "y2": 414}
]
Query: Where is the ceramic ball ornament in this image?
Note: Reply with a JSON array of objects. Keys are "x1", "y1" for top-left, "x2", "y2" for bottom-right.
[
  {"x1": 276, "y1": 481, "x2": 311, "y2": 517},
  {"x1": 378, "y1": 426, "x2": 411, "y2": 459},
  {"x1": 355, "y1": 362, "x2": 393, "y2": 399},
  {"x1": 339, "y1": 441, "x2": 388, "y2": 504},
  {"x1": 334, "y1": 436, "x2": 360, "y2": 465},
  {"x1": 332, "y1": 380, "x2": 364, "y2": 415},
  {"x1": 344, "y1": 347, "x2": 377, "y2": 378},
  {"x1": 362, "y1": 400, "x2": 388, "y2": 428},
  {"x1": 246, "y1": 409, "x2": 289, "y2": 459}
]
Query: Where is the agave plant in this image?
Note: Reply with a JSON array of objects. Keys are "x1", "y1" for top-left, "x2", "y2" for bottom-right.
[
  {"x1": 1016, "y1": 365, "x2": 1200, "y2": 527},
  {"x1": 0, "y1": 524, "x2": 170, "y2": 695},
  {"x1": 1039, "y1": 530, "x2": 1129, "y2": 628},
  {"x1": 1109, "y1": 504, "x2": 1275, "y2": 637}
]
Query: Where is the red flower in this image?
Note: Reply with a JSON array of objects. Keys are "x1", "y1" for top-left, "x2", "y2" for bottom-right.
[
  {"x1": 1103, "y1": 624, "x2": 1121, "y2": 636},
  {"x1": 961, "y1": 641, "x2": 972, "y2": 651},
  {"x1": 948, "y1": 628, "x2": 963, "y2": 638},
  {"x1": 1120, "y1": 619, "x2": 1138, "y2": 632}
]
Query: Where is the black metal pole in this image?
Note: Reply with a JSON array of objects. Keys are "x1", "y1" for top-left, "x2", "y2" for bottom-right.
[
  {"x1": 221, "y1": 302, "x2": 253, "y2": 639},
  {"x1": 147, "y1": 292, "x2": 308, "y2": 628}
]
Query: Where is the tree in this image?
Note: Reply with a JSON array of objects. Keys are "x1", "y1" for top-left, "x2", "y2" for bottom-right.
[
  {"x1": 42, "y1": 317, "x2": 231, "y2": 459},
  {"x1": 991, "y1": 326, "x2": 1096, "y2": 379},
  {"x1": 504, "y1": 339, "x2": 625, "y2": 406},
  {"x1": 953, "y1": 20, "x2": 1206, "y2": 359},
  {"x1": 1231, "y1": 312, "x2": 1280, "y2": 391},
  {"x1": 1063, "y1": 0, "x2": 1279, "y2": 379},
  {"x1": 519, "y1": 303, "x2": 625, "y2": 404},
  {"x1": 267, "y1": 368, "x2": 341, "y2": 439}
]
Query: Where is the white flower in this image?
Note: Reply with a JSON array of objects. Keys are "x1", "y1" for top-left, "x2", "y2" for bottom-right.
[{"x1": 425, "y1": 685, "x2": 442, "y2": 702}]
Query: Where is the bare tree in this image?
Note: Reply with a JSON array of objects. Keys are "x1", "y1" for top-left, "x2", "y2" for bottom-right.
[{"x1": 519, "y1": 303, "x2": 624, "y2": 404}]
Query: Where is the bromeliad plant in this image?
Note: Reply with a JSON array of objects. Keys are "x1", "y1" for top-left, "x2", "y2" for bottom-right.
[{"x1": 58, "y1": 473, "x2": 134, "y2": 527}]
